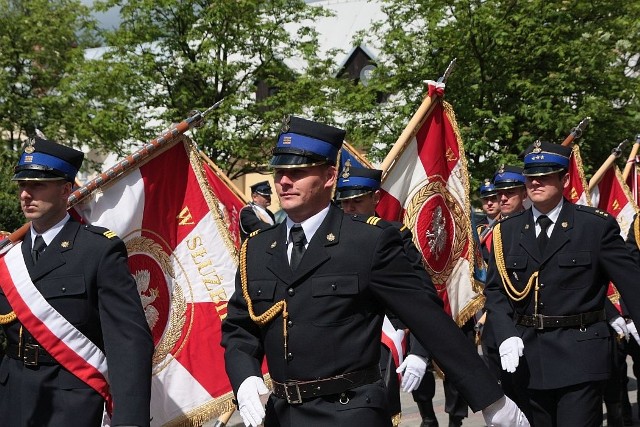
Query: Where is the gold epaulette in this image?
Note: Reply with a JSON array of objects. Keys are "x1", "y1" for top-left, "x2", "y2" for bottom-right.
[
  {"x1": 366, "y1": 216, "x2": 382, "y2": 226},
  {"x1": 249, "y1": 229, "x2": 261, "y2": 238},
  {"x1": 493, "y1": 223, "x2": 538, "y2": 301},
  {"x1": 103, "y1": 230, "x2": 117, "y2": 239}
]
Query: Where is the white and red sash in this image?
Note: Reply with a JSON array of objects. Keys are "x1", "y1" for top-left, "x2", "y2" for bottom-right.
[
  {"x1": 381, "y1": 315, "x2": 406, "y2": 379},
  {"x1": 0, "y1": 244, "x2": 112, "y2": 412}
]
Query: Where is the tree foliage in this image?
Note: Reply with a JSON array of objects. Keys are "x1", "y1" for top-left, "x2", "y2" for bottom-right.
[
  {"x1": 359, "y1": 0, "x2": 640, "y2": 199},
  {"x1": 89, "y1": 0, "x2": 339, "y2": 179}
]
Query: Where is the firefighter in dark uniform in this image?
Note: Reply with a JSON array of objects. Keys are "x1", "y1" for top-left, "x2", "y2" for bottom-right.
[
  {"x1": 222, "y1": 116, "x2": 528, "y2": 427},
  {"x1": 240, "y1": 181, "x2": 276, "y2": 242},
  {"x1": 335, "y1": 166, "x2": 437, "y2": 427},
  {"x1": 477, "y1": 179, "x2": 499, "y2": 264},
  {"x1": 0, "y1": 138, "x2": 153, "y2": 427},
  {"x1": 484, "y1": 141, "x2": 640, "y2": 427}
]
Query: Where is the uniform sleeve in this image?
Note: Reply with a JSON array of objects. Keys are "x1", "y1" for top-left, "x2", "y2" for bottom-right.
[
  {"x1": 240, "y1": 207, "x2": 272, "y2": 236},
  {"x1": 369, "y1": 226, "x2": 503, "y2": 412},
  {"x1": 626, "y1": 215, "x2": 640, "y2": 265},
  {"x1": 221, "y1": 269, "x2": 265, "y2": 394},
  {"x1": 483, "y1": 234, "x2": 519, "y2": 351},
  {"x1": 97, "y1": 238, "x2": 153, "y2": 427}
]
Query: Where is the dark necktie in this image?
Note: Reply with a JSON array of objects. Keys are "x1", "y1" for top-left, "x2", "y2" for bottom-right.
[
  {"x1": 31, "y1": 235, "x2": 47, "y2": 264},
  {"x1": 537, "y1": 215, "x2": 552, "y2": 253},
  {"x1": 289, "y1": 225, "x2": 306, "y2": 271}
]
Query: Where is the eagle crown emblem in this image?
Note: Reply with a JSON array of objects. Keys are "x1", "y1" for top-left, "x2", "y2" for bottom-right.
[
  {"x1": 426, "y1": 206, "x2": 447, "y2": 260},
  {"x1": 341, "y1": 159, "x2": 352, "y2": 180},
  {"x1": 532, "y1": 140, "x2": 542, "y2": 154}
]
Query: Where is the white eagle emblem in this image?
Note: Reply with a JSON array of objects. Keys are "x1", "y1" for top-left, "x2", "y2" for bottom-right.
[
  {"x1": 426, "y1": 206, "x2": 447, "y2": 260},
  {"x1": 134, "y1": 269, "x2": 160, "y2": 330}
]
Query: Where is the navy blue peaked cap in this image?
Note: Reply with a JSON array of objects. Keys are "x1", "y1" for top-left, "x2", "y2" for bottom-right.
[
  {"x1": 493, "y1": 165, "x2": 525, "y2": 189},
  {"x1": 13, "y1": 137, "x2": 83, "y2": 182},
  {"x1": 479, "y1": 179, "x2": 497, "y2": 198},
  {"x1": 251, "y1": 180, "x2": 272, "y2": 196},
  {"x1": 270, "y1": 116, "x2": 345, "y2": 168},
  {"x1": 523, "y1": 141, "x2": 572, "y2": 176},
  {"x1": 336, "y1": 166, "x2": 382, "y2": 201}
]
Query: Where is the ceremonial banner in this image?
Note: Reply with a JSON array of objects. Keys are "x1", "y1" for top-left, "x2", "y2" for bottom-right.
[
  {"x1": 377, "y1": 81, "x2": 482, "y2": 326},
  {"x1": 591, "y1": 165, "x2": 639, "y2": 313},
  {"x1": 564, "y1": 145, "x2": 591, "y2": 206},
  {"x1": 625, "y1": 155, "x2": 640, "y2": 206},
  {"x1": 75, "y1": 136, "x2": 244, "y2": 426}
]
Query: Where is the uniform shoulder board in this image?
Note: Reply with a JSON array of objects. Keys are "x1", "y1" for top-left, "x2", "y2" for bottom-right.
[
  {"x1": 350, "y1": 214, "x2": 393, "y2": 229},
  {"x1": 576, "y1": 204, "x2": 610, "y2": 218},
  {"x1": 84, "y1": 224, "x2": 118, "y2": 239},
  {"x1": 498, "y1": 210, "x2": 525, "y2": 223}
]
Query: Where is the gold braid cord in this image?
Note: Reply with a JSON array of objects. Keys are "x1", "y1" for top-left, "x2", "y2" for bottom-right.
[
  {"x1": 493, "y1": 223, "x2": 538, "y2": 301},
  {"x1": 0, "y1": 311, "x2": 16, "y2": 325},
  {"x1": 240, "y1": 239, "x2": 289, "y2": 358},
  {"x1": 635, "y1": 215, "x2": 640, "y2": 251}
]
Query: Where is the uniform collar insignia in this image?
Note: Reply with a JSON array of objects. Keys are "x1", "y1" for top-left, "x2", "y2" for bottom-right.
[
  {"x1": 61, "y1": 241, "x2": 70, "y2": 248},
  {"x1": 326, "y1": 233, "x2": 335, "y2": 242},
  {"x1": 561, "y1": 221, "x2": 568, "y2": 228},
  {"x1": 270, "y1": 241, "x2": 277, "y2": 248}
]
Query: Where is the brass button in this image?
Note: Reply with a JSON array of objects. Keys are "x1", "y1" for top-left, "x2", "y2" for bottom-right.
[
  {"x1": 61, "y1": 287, "x2": 66, "y2": 293},
  {"x1": 287, "y1": 320, "x2": 293, "y2": 327},
  {"x1": 288, "y1": 288, "x2": 295, "y2": 297}
]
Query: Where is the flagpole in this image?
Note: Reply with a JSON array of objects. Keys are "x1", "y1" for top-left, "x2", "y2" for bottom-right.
[
  {"x1": 212, "y1": 409, "x2": 236, "y2": 427},
  {"x1": 622, "y1": 136, "x2": 640, "y2": 182},
  {"x1": 0, "y1": 100, "x2": 223, "y2": 252},
  {"x1": 198, "y1": 150, "x2": 249, "y2": 203},
  {"x1": 380, "y1": 59, "x2": 456, "y2": 180},
  {"x1": 588, "y1": 140, "x2": 629, "y2": 191},
  {"x1": 560, "y1": 117, "x2": 591, "y2": 147},
  {"x1": 342, "y1": 141, "x2": 373, "y2": 168}
]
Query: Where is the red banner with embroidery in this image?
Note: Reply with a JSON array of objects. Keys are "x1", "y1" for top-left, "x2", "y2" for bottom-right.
[
  {"x1": 377, "y1": 81, "x2": 482, "y2": 326},
  {"x1": 74, "y1": 136, "x2": 253, "y2": 426}
]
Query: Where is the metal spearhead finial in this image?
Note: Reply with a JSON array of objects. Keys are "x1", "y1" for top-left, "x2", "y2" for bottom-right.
[
  {"x1": 571, "y1": 116, "x2": 591, "y2": 140},
  {"x1": 437, "y1": 58, "x2": 457, "y2": 84},
  {"x1": 612, "y1": 139, "x2": 629, "y2": 157},
  {"x1": 188, "y1": 98, "x2": 224, "y2": 128}
]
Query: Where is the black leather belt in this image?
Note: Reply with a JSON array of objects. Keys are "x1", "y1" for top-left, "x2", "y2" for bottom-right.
[
  {"x1": 271, "y1": 365, "x2": 381, "y2": 404},
  {"x1": 6, "y1": 343, "x2": 58, "y2": 366},
  {"x1": 515, "y1": 309, "x2": 606, "y2": 330}
]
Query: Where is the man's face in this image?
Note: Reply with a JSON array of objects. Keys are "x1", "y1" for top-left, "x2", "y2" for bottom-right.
[
  {"x1": 274, "y1": 165, "x2": 336, "y2": 223},
  {"x1": 340, "y1": 191, "x2": 379, "y2": 216},
  {"x1": 498, "y1": 187, "x2": 527, "y2": 216},
  {"x1": 525, "y1": 172, "x2": 568, "y2": 213},
  {"x1": 481, "y1": 195, "x2": 500, "y2": 218},
  {"x1": 253, "y1": 193, "x2": 271, "y2": 209},
  {"x1": 19, "y1": 180, "x2": 71, "y2": 232}
]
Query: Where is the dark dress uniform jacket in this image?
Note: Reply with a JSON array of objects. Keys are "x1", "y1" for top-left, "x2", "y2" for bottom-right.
[
  {"x1": 239, "y1": 203, "x2": 276, "y2": 241},
  {"x1": 222, "y1": 204, "x2": 502, "y2": 427},
  {"x1": 0, "y1": 219, "x2": 153, "y2": 427},
  {"x1": 485, "y1": 202, "x2": 640, "y2": 390}
]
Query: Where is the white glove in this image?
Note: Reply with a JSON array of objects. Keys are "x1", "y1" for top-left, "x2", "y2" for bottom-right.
[
  {"x1": 498, "y1": 336, "x2": 524, "y2": 373},
  {"x1": 395, "y1": 354, "x2": 428, "y2": 393},
  {"x1": 627, "y1": 320, "x2": 640, "y2": 344},
  {"x1": 483, "y1": 395, "x2": 530, "y2": 426},
  {"x1": 610, "y1": 316, "x2": 629, "y2": 341},
  {"x1": 237, "y1": 376, "x2": 269, "y2": 427}
]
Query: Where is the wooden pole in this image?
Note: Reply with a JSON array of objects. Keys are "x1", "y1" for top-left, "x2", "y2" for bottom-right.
[
  {"x1": 622, "y1": 139, "x2": 640, "y2": 182},
  {"x1": 211, "y1": 409, "x2": 236, "y2": 427},
  {"x1": 588, "y1": 140, "x2": 629, "y2": 191},
  {"x1": 560, "y1": 117, "x2": 591, "y2": 147},
  {"x1": 380, "y1": 59, "x2": 456, "y2": 181}
]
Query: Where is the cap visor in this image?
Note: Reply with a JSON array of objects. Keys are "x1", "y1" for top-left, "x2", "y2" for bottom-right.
[
  {"x1": 270, "y1": 154, "x2": 327, "y2": 168},
  {"x1": 12, "y1": 170, "x2": 66, "y2": 181},
  {"x1": 522, "y1": 166, "x2": 565, "y2": 177},
  {"x1": 335, "y1": 188, "x2": 373, "y2": 201}
]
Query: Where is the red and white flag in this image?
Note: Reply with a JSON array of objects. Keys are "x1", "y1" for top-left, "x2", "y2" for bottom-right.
[
  {"x1": 591, "y1": 165, "x2": 638, "y2": 241},
  {"x1": 591, "y1": 165, "x2": 638, "y2": 313},
  {"x1": 377, "y1": 81, "x2": 482, "y2": 326},
  {"x1": 74, "y1": 136, "x2": 246, "y2": 426},
  {"x1": 564, "y1": 144, "x2": 592, "y2": 206}
]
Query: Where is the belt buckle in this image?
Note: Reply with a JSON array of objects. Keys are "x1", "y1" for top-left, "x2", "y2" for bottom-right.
[
  {"x1": 22, "y1": 343, "x2": 39, "y2": 366},
  {"x1": 534, "y1": 314, "x2": 545, "y2": 330},
  {"x1": 284, "y1": 383, "x2": 302, "y2": 404}
]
